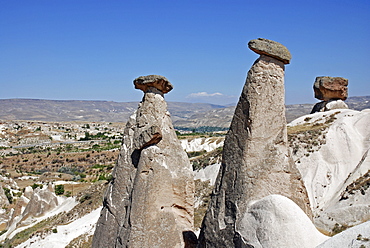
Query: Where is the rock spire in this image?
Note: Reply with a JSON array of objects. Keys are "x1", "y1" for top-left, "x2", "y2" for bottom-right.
[
  {"x1": 311, "y1": 76, "x2": 349, "y2": 113},
  {"x1": 197, "y1": 38, "x2": 311, "y2": 247},
  {"x1": 92, "y1": 75, "x2": 195, "y2": 248}
]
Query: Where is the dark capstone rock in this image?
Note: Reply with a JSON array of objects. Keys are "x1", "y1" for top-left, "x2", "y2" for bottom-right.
[
  {"x1": 134, "y1": 75, "x2": 173, "y2": 94},
  {"x1": 248, "y1": 38, "x2": 291, "y2": 64},
  {"x1": 313, "y1": 76, "x2": 348, "y2": 101}
]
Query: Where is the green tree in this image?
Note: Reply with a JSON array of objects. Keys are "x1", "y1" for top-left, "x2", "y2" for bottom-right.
[{"x1": 55, "y1": 185, "x2": 65, "y2": 195}]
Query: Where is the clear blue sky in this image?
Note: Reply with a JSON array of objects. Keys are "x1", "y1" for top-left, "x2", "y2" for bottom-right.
[{"x1": 1, "y1": 0, "x2": 369, "y2": 105}]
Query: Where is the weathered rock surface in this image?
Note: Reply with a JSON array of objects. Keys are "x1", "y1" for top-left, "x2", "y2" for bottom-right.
[
  {"x1": 325, "y1": 99, "x2": 349, "y2": 110},
  {"x1": 24, "y1": 185, "x2": 33, "y2": 199},
  {"x1": 238, "y1": 195, "x2": 328, "y2": 248},
  {"x1": 93, "y1": 76, "x2": 194, "y2": 248},
  {"x1": 4, "y1": 185, "x2": 58, "y2": 237},
  {"x1": 180, "y1": 137, "x2": 224, "y2": 153},
  {"x1": 134, "y1": 75, "x2": 173, "y2": 94},
  {"x1": 289, "y1": 109, "x2": 370, "y2": 234},
  {"x1": 248, "y1": 38, "x2": 291, "y2": 64},
  {"x1": 20, "y1": 185, "x2": 58, "y2": 222},
  {"x1": 198, "y1": 40, "x2": 311, "y2": 247},
  {"x1": 314, "y1": 76, "x2": 348, "y2": 101},
  {"x1": 6, "y1": 196, "x2": 29, "y2": 230}
]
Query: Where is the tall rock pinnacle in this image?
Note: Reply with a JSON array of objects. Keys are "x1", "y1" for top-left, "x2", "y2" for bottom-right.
[
  {"x1": 197, "y1": 39, "x2": 311, "y2": 247},
  {"x1": 92, "y1": 75, "x2": 195, "y2": 248}
]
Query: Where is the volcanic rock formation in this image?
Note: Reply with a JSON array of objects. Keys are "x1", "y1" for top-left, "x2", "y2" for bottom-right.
[
  {"x1": 197, "y1": 38, "x2": 311, "y2": 247},
  {"x1": 4, "y1": 185, "x2": 58, "y2": 236},
  {"x1": 238, "y1": 195, "x2": 328, "y2": 248},
  {"x1": 289, "y1": 109, "x2": 370, "y2": 235},
  {"x1": 92, "y1": 75, "x2": 195, "y2": 248},
  {"x1": 311, "y1": 76, "x2": 349, "y2": 113}
]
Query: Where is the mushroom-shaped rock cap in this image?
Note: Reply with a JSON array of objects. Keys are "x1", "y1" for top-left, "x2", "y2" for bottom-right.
[
  {"x1": 248, "y1": 38, "x2": 292, "y2": 64},
  {"x1": 134, "y1": 75, "x2": 173, "y2": 94},
  {"x1": 313, "y1": 76, "x2": 348, "y2": 101}
]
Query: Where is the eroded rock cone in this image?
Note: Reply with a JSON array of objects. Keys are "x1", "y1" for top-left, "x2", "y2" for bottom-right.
[
  {"x1": 92, "y1": 75, "x2": 195, "y2": 248},
  {"x1": 311, "y1": 76, "x2": 349, "y2": 113},
  {"x1": 198, "y1": 39, "x2": 311, "y2": 247}
]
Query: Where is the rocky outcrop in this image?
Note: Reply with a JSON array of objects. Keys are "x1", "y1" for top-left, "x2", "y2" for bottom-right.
[
  {"x1": 19, "y1": 185, "x2": 58, "y2": 223},
  {"x1": 317, "y1": 220, "x2": 370, "y2": 248},
  {"x1": 198, "y1": 39, "x2": 311, "y2": 247},
  {"x1": 7, "y1": 196, "x2": 29, "y2": 230},
  {"x1": 238, "y1": 195, "x2": 328, "y2": 248},
  {"x1": 93, "y1": 75, "x2": 195, "y2": 248},
  {"x1": 288, "y1": 109, "x2": 370, "y2": 234},
  {"x1": 311, "y1": 76, "x2": 349, "y2": 113},
  {"x1": 180, "y1": 137, "x2": 224, "y2": 153},
  {"x1": 4, "y1": 185, "x2": 58, "y2": 236},
  {"x1": 314, "y1": 76, "x2": 348, "y2": 101}
]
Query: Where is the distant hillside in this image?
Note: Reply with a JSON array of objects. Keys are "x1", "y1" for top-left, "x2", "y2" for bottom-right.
[
  {"x1": 0, "y1": 96, "x2": 369, "y2": 127},
  {"x1": 345, "y1": 95, "x2": 370, "y2": 110},
  {"x1": 0, "y1": 99, "x2": 224, "y2": 124}
]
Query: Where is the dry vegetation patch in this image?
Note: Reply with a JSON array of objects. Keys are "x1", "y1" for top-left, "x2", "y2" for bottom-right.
[
  {"x1": 340, "y1": 170, "x2": 370, "y2": 201},
  {"x1": 287, "y1": 111, "x2": 340, "y2": 160},
  {"x1": 190, "y1": 147, "x2": 223, "y2": 171}
]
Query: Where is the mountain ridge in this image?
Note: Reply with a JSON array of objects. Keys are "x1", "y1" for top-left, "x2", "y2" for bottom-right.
[{"x1": 0, "y1": 96, "x2": 369, "y2": 127}]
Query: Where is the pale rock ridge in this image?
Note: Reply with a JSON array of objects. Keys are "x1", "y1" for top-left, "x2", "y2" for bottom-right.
[
  {"x1": 3, "y1": 184, "x2": 62, "y2": 240},
  {"x1": 237, "y1": 195, "x2": 328, "y2": 248},
  {"x1": 317, "y1": 220, "x2": 370, "y2": 248},
  {"x1": 180, "y1": 137, "x2": 224, "y2": 153},
  {"x1": 20, "y1": 185, "x2": 58, "y2": 222},
  {"x1": 289, "y1": 109, "x2": 370, "y2": 234},
  {"x1": 194, "y1": 163, "x2": 221, "y2": 186},
  {"x1": 93, "y1": 75, "x2": 195, "y2": 248},
  {"x1": 15, "y1": 207, "x2": 102, "y2": 248},
  {"x1": 198, "y1": 39, "x2": 311, "y2": 247}
]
